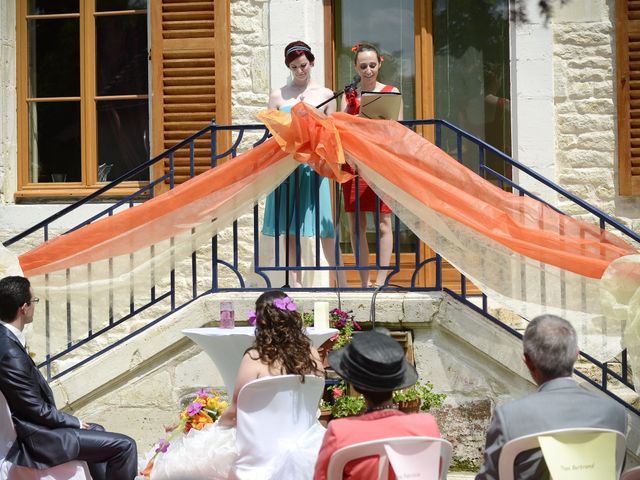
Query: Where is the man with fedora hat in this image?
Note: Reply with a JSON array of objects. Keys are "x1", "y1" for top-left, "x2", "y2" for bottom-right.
[{"x1": 314, "y1": 330, "x2": 440, "y2": 480}]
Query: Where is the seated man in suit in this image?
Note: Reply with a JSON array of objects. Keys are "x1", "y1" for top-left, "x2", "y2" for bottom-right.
[
  {"x1": 314, "y1": 330, "x2": 440, "y2": 480},
  {"x1": 476, "y1": 314, "x2": 627, "y2": 480},
  {"x1": 0, "y1": 275, "x2": 138, "y2": 480}
]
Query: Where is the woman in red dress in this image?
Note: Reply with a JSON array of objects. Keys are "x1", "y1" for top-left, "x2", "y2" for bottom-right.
[{"x1": 342, "y1": 43, "x2": 403, "y2": 288}]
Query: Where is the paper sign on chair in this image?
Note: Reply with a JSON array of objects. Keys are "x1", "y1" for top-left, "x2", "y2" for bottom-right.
[
  {"x1": 384, "y1": 441, "x2": 440, "y2": 480},
  {"x1": 539, "y1": 431, "x2": 616, "y2": 480}
]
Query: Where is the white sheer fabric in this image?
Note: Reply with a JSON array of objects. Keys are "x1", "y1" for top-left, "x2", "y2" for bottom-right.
[
  {"x1": 232, "y1": 375, "x2": 325, "y2": 480},
  {"x1": 149, "y1": 423, "x2": 237, "y2": 480},
  {"x1": 0, "y1": 391, "x2": 91, "y2": 480}
]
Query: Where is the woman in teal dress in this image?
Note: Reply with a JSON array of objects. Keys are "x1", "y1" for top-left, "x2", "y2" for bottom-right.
[{"x1": 262, "y1": 41, "x2": 346, "y2": 288}]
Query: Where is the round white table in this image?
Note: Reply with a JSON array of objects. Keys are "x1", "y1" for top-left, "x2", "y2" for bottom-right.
[{"x1": 182, "y1": 326, "x2": 337, "y2": 394}]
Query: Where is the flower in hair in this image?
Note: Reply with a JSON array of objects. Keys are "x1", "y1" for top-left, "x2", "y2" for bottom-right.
[
  {"x1": 351, "y1": 42, "x2": 361, "y2": 53},
  {"x1": 380, "y1": 55, "x2": 384, "y2": 62},
  {"x1": 273, "y1": 296, "x2": 297, "y2": 312},
  {"x1": 248, "y1": 310, "x2": 257, "y2": 326}
]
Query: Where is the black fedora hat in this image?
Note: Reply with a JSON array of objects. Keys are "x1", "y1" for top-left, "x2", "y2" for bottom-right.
[{"x1": 329, "y1": 330, "x2": 418, "y2": 392}]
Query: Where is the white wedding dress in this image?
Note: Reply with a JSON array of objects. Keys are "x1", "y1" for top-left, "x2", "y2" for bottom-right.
[{"x1": 149, "y1": 375, "x2": 325, "y2": 480}]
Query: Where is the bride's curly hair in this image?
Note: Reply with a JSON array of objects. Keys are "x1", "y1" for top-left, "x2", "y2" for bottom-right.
[{"x1": 251, "y1": 290, "x2": 319, "y2": 380}]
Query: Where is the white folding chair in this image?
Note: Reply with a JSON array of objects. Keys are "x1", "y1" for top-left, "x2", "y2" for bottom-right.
[
  {"x1": 232, "y1": 375, "x2": 325, "y2": 480},
  {"x1": 326, "y1": 436, "x2": 452, "y2": 480},
  {"x1": 497, "y1": 428, "x2": 626, "y2": 480},
  {"x1": 0, "y1": 390, "x2": 91, "y2": 480},
  {"x1": 622, "y1": 466, "x2": 640, "y2": 480}
]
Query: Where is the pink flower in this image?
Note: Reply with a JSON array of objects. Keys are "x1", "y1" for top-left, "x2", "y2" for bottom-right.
[
  {"x1": 248, "y1": 310, "x2": 257, "y2": 326},
  {"x1": 196, "y1": 388, "x2": 209, "y2": 397},
  {"x1": 273, "y1": 297, "x2": 297, "y2": 312},
  {"x1": 187, "y1": 401, "x2": 203, "y2": 416},
  {"x1": 333, "y1": 388, "x2": 344, "y2": 398},
  {"x1": 155, "y1": 438, "x2": 170, "y2": 453}
]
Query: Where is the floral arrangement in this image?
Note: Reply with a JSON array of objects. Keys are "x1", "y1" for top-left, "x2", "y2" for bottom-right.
[
  {"x1": 392, "y1": 381, "x2": 446, "y2": 412},
  {"x1": 328, "y1": 381, "x2": 365, "y2": 418},
  {"x1": 330, "y1": 308, "x2": 361, "y2": 350},
  {"x1": 140, "y1": 388, "x2": 228, "y2": 477}
]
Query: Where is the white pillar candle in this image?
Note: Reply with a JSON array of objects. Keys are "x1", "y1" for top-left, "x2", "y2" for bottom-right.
[{"x1": 314, "y1": 301, "x2": 330, "y2": 330}]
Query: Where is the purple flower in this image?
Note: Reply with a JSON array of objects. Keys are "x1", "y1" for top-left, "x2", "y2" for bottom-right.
[
  {"x1": 334, "y1": 318, "x2": 346, "y2": 329},
  {"x1": 273, "y1": 297, "x2": 297, "y2": 312},
  {"x1": 187, "y1": 401, "x2": 203, "y2": 416},
  {"x1": 196, "y1": 388, "x2": 209, "y2": 397},
  {"x1": 155, "y1": 438, "x2": 170, "y2": 454},
  {"x1": 248, "y1": 310, "x2": 257, "y2": 326}
]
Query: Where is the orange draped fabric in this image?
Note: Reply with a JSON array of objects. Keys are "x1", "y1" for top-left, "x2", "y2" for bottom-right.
[{"x1": 20, "y1": 102, "x2": 636, "y2": 280}]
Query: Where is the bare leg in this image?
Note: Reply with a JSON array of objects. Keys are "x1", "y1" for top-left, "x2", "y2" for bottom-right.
[
  {"x1": 374, "y1": 213, "x2": 393, "y2": 287},
  {"x1": 320, "y1": 236, "x2": 347, "y2": 288},
  {"x1": 347, "y1": 212, "x2": 370, "y2": 288},
  {"x1": 286, "y1": 235, "x2": 302, "y2": 288}
]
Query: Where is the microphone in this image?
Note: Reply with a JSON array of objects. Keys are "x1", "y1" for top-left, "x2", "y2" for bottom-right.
[{"x1": 344, "y1": 74, "x2": 361, "y2": 92}]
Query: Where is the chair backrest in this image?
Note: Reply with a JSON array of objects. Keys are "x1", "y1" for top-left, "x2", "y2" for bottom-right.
[
  {"x1": 326, "y1": 436, "x2": 453, "y2": 480},
  {"x1": 498, "y1": 428, "x2": 626, "y2": 480},
  {"x1": 0, "y1": 390, "x2": 91, "y2": 480},
  {"x1": 622, "y1": 465, "x2": 640, "y2": 480},
  {"x1": 233, "y1": 375, "x2": 324, "y2": 477},
  {"x1": 0, "y1": 390, "x2": 17, "y2": 462}
]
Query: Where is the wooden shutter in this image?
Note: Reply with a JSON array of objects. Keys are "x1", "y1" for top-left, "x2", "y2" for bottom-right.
[
  {"x1": 150, "y1": 0, "x2": 231, "y2": 186},
  {"x1": 617, "y1": 0, "x2": 640, "y2": 195}
]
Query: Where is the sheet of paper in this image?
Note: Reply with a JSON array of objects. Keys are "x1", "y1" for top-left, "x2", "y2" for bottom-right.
[
  {"x1": 384, "y1": 440, "x2": 440, "y2": 480},
  {"x1": 538, "y1": 431, "x2": 616, "y2": 480}
]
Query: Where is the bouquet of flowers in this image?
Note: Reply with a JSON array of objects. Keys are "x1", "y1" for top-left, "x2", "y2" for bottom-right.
[
  {"x1": 140, "y1": 388, "x2": 228, "y2": 477},
  {"x1": 330, "y1": 308, "x2": 361, "y2": 350}
]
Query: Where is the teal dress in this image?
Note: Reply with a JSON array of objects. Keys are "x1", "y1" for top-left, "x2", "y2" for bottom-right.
[{"x1": 262, "y1": 105, "x2": 335, "y2": 238}]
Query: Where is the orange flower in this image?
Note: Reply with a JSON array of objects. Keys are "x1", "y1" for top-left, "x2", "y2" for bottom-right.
[{"x1": 351, "y1": 43, "x2": 361, "y2": 53}]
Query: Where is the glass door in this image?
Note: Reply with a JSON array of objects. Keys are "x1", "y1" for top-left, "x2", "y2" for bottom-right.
[{"x1": 334, "y1": 0, "x2": 418, "y2": 287}]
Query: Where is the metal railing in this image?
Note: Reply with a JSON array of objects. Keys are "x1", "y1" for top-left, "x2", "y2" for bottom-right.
[{"x1": 3, "y1": 118, "x2": 638, "y2": 416}]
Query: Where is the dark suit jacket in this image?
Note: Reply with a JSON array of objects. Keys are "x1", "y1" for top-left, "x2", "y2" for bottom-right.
[
  {"x1": 0, "y1": 326, "x2": 81, "y2": 469},
  {"x1": 476, "y1": 377, "x2": 628, "y2": 480}
]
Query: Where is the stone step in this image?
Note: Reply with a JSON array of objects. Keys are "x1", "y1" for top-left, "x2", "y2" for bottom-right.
[{"x1": 447, "y1": 472, "x2": 476, "y2": 479}]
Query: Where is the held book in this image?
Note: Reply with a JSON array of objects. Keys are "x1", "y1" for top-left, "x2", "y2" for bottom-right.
[{"x1": 359, "y1": 91, "x2": 402, "y2": 120}]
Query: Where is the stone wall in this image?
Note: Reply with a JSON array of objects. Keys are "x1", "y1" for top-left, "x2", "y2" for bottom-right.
[
  {"x1": 553, "y1": 0, "x2": 640, "y2": 234},
  {"x1": 0, "y1": 0, "x2": 17, "y2": 204}
]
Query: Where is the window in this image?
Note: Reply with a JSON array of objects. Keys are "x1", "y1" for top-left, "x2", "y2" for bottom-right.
[{"x1": 17, "y1": 0, "x2": 149, "y2": 198}]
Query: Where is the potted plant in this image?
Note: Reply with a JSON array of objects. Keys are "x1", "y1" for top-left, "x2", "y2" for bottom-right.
[{"x1": 393, "y1": 381, "x2": 446, "y2": 414}]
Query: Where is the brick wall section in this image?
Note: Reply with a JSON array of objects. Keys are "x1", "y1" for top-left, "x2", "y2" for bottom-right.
[{"x1": 553, "y1": 6, "x2": 640, "y2": 237}]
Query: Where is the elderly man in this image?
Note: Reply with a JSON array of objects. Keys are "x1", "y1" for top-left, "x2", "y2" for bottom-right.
[
  {"x1": 476, "y1": 314, "x2": 627, "y2": 480},
  {"x1": 0, "y1": 276, "x2": 138, "y2": 479}
]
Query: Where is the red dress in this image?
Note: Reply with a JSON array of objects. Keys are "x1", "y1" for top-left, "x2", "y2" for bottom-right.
[{"x1": 341, "y1": 84, "x2": 395, "y2": 213}]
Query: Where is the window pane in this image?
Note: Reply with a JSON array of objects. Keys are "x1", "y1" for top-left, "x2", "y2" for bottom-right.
[
  {"x1": 96, "y1": 0, "x2": 147, "y2": 11},
  {"x1": 28, "y1": 0, "x2": 78, "y2": 15},
  {"x1": 28, "y1": 18, "x2": 80, "y2": 97},
  {"x1": 433, "y1": 0, "x2": 511, "y2": 178},
  {"x1": 28, "y1": 102, "x2": 81, "y2": 183},
  {"x1": 97, "y1": 100, "x2": 149, "y2": 182},
  {"x1": 96, "y1": 14, "x2": 148, "y2": 96},
  {"x1": 335, "y1": 0, "x2": 416, "y2": 254},
  {"x1": 335, "y1": 0, "x2": 415, "y2": 119}
]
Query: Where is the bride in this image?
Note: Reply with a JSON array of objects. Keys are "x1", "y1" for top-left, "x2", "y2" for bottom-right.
[{"x1": 149, "y1": 290, "x2": 325, "y2": 479}]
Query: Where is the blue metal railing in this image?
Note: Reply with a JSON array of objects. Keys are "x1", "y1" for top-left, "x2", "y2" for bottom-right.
[{"x1": 3, "y1": 118, "x2": 638, "y2": 417}]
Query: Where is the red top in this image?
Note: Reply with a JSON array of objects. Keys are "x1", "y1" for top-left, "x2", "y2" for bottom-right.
[
  {"x1": 313, "y1": 409, "x2": 440, "y2": 480},
  {"x1": 342, "y1": 84, "x2": 396, "y2": 213}
]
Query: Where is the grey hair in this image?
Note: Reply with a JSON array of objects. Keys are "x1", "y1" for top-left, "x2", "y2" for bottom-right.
[{"x1": 523, "y1": 314, "x2": 577, "y2": 380}]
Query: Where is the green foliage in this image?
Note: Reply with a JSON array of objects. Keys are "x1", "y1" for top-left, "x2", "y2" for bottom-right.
[
  {"x1": 301, "y1": 312, "x2": 314, "y2": 327},
  {"x1": 331, "y1": 393, "x2": 366, "y2": 418},
  {"x1": 392, "y1": 381, "x2": 446, "y2": 412}
]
